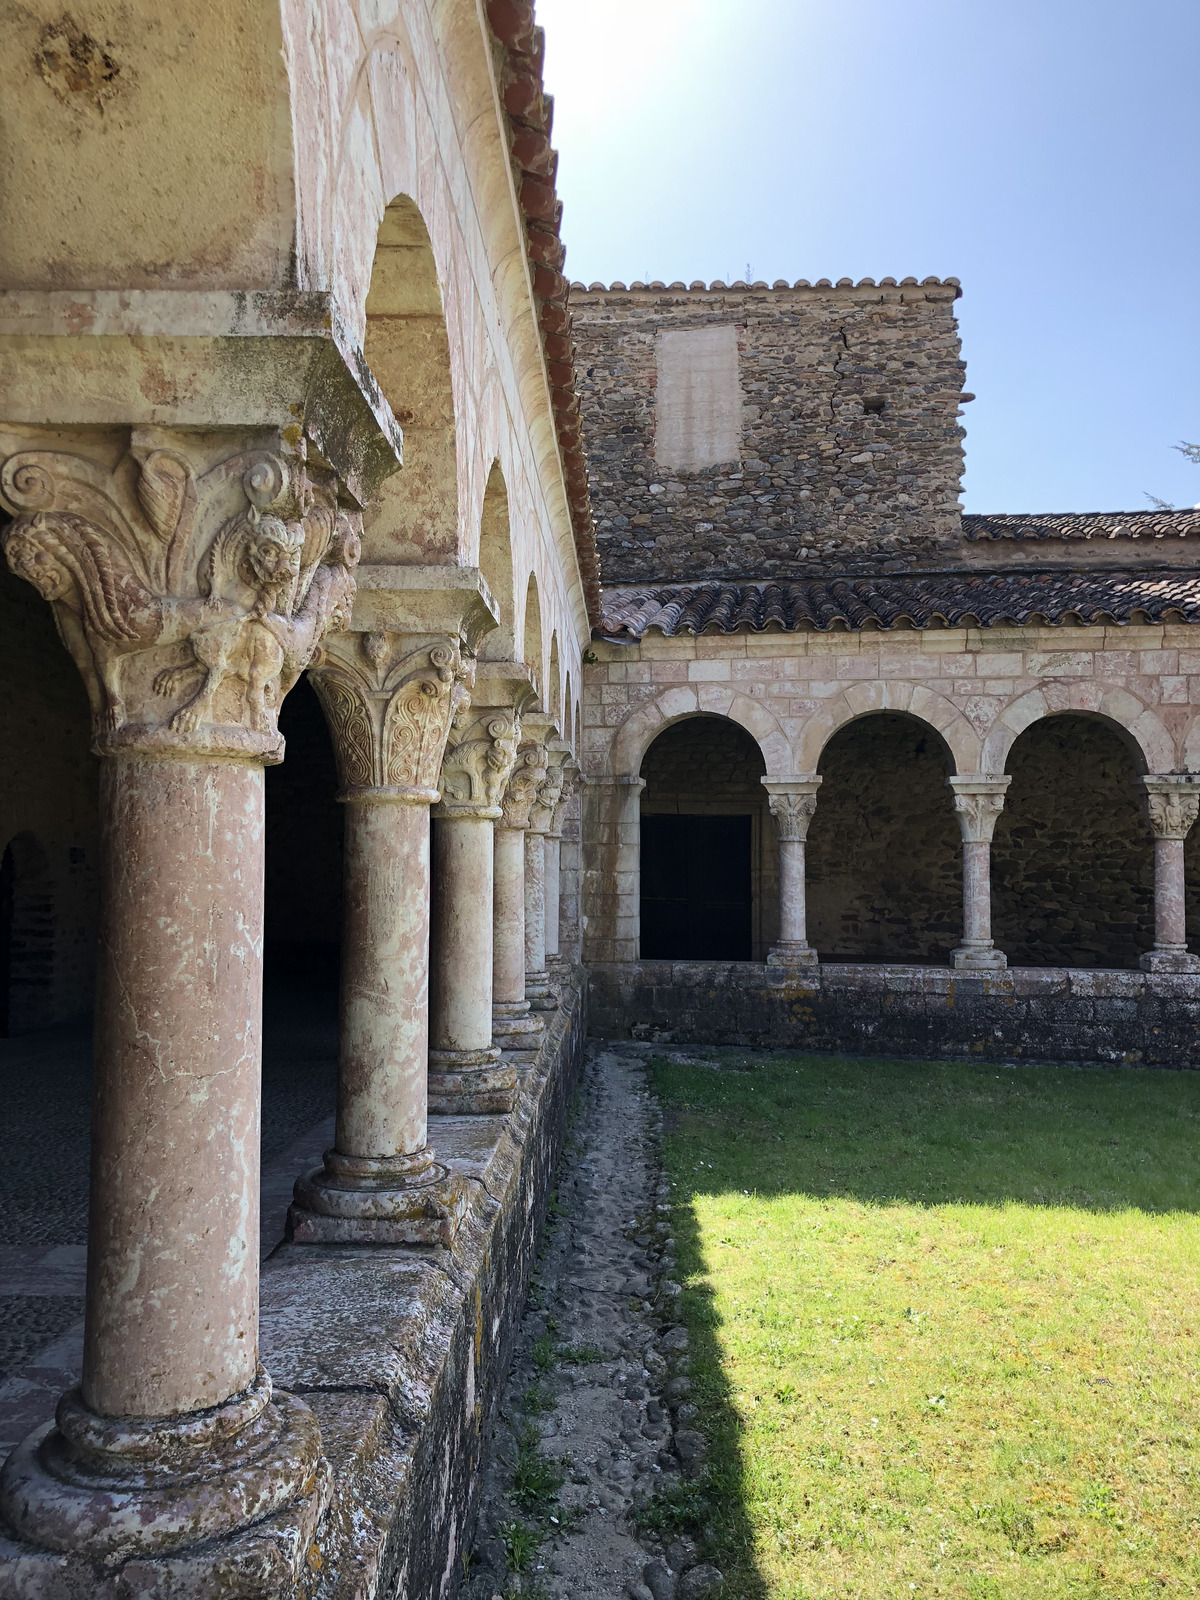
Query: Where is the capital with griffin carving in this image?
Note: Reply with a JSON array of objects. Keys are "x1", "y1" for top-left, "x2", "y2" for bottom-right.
[{"x1": 435, "y1": 706, "x2": 521, "y2": 819}]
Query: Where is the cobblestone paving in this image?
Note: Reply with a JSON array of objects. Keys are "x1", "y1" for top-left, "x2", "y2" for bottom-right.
[{"x1": 467, "y1": 1043, "x2": 722, "y2": 1600}]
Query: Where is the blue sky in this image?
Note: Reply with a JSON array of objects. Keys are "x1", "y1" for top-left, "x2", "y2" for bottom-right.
[{"x1": 537, "y1": 0, "x2": 1200, "y2": 514}]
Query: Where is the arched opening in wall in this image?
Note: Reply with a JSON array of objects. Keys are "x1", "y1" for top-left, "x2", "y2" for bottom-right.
[
  {"x1": 361, "y1": 194, "x2": 458, "y2": 564},
  {"x1": 523, "y1": 574, "x2": 543, "y2": 699},
  {"x1": 639, "y1": 715, "x2": 774, "y2": 961},
  {"x1": 264, "y1": 677, "x2": 343, "y2": 1002},
  {"x1": 563, "y1": 672, "x2": 573, "y2": 749},
  {"x1": 549, "y1": 634, "x2": 561, "y2": 732},
  {"x1": 478, "y1": 461, "x2": 516, "y2": 660},
  {"x1": 992, "y1": 713, "x2": 1152, "y2": 969},
  {"x1": 807, "y1": 713, "x2": 960, "y2": 962},
  {"x1": 0, "y1": 832, "x2": 55, "y2": 1037}
]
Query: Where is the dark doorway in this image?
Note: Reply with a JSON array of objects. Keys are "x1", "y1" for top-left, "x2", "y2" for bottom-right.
[{"x1": 640, "y1": 814, "x2": 752, "y2": 959}]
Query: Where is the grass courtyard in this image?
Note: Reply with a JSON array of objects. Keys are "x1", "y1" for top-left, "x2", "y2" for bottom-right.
[{"x1": 649, "y1": 1051, "x2": 1200, "y2": 1600}]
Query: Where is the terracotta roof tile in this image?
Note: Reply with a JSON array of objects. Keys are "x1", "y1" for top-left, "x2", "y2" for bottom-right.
[
  {"x1": 597, "y1": 572, "x2": 1200, "y2": 640},
  {"x1": 963, "y1": 510, "x2": 1200, "y2": 542}
]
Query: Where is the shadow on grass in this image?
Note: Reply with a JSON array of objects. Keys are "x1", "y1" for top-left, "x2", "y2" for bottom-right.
[{"x1": 647, "y1": 1048, "x2": 1200, "y2": 1599}]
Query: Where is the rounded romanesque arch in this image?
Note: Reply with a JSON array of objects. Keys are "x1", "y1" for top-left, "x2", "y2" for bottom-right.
[
  {"x1": 795, "y1": 682, "x2": 981, "y2": 777},
  {"x1": 608, "y1": 685, "x2": 790, "y2": 779},
  {"x1": 981, "y1": 684, "x2": 1172, "y2": 776}
]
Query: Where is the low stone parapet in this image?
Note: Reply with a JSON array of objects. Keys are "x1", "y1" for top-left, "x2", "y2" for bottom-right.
[{"x1": 586, "y1": 961, "x2": 1200, "y2": 1067}]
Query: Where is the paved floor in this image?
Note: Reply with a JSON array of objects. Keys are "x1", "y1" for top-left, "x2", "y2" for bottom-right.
[{"x1": 0, "y1": 979, "x2": 340, "y2": 1389}]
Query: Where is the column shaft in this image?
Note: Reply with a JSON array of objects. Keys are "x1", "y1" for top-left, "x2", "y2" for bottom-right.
[
  {"x1": 1154, "y1": 836, "x2": 1188, "y2": 950},
  {"x1": 431, "y1": 814, "x2": 495, "y2": 1054},
  {"x1": 777, "y1": 836, "x2": 807, "y2": 946},
  {"x1": 86, "y1": 755, "x2": 262, "y2": 1418},
  {"x1": 961, "y1": 839, "x2": 993, "y2": 950},
  {"x1": 524, "y1": 830, "x2": 553, "y2": 1006},
  {"x1": 948, "y1": 776, "x2": 1010, "y2": 971},
  {"x1": 545, "y1": 835, "x2": 562, "y2": 959},
  {"x1": 493, "y1": 826, "x2": 528, "y2": 1005},
  {"x1": 335, "y1": 796, "x2": 430, "y2": 1160}
]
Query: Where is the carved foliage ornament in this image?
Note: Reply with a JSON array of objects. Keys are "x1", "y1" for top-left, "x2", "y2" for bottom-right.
[
  {"x1": 0, "y1": 437, "x2": 360, "y2": 760},
  {"x1": 499, "y1": 741, "x2": 549, "y2": 830},
  {"x1": 438, "y1": 708, "x2": 521, "y2": 812},
  {"x1": 768, "y1": 790, "x2": 819, "y2": 843},
  {"x1": 530, "y1": 753, "x2": 568, "y2": 835},
  {"x1": 1144, "y1": 782, "x2": 1200, "y2": 842},
  {"x1": 550, "y1": 762, "x2": 581, "y2": 836},
  {"x1": 309, "y1": 631, "x2": 472, "y2": 796}
]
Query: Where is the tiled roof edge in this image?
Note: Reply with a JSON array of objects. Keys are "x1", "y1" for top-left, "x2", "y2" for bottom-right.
[
  {"x1": 964, "y1": 510, "x2": 1200, "y2": 541},
  {"x1": 569, "y1": 276, "x2": 962, "y2": 296},
  {"x1": 485, "y1": 0, "x2": 601, "y2": 625}
]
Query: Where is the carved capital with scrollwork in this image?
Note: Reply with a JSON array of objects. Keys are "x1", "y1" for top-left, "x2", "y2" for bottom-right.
[
  {"x1": 529, "y1": 750, "x2": 569, "y2": 836},
  {"x1": 498, "y1": 741, "x2": 550, "y2": 831},
  {"x1": 0, "y1": 430, "x2": 360, "y2": 763},
  {"x1": 434, "y1": 705, "x2": 521, "y2": 819},
  {"x1": 762, "y1": 776, "x2": 822, "y2": 843},
  {"x1": 308, "y1": 631, "x2": 472, "y2": 803},
  {"x1": 948, "y1": 775, "x2": 1011, "y2": 844},
  {"x1": 1143, "y1": 775, "x2": 1200, "y2": 841},
  {"x1": 549, "y1": 761, "x2": 581, "y2": 838}
]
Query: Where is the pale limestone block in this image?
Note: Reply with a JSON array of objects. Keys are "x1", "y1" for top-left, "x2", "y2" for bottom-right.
[
  {"x1": 1044, "y1": 679, "x2": 1104, "y2": 714},
  {"x1": 688, "y1": 659, "x2": 732, "y2": 681},
  {"x1": 1094, "y1": 650, "x2": 1138, "y2": 676},
  {"x1": 748, "y1": 633, "x2": 806, "y2": 657},
  {"x1": 651, "y1": 660, "x2": 690, "y2": 683},
  {"x1": 600, "y1": 684, "x2": 627, "y2": 704},
  {"x1": 656, "y1": 685, "x2": 701, "y2": 722},
  {"x1": 602, "y1": 704, "x2": 627, "y2": 725},
  {"x1": 626, "y1": 662, "x2": 653, "y2": 683},
  {"x1": 639, "y1": 634, "x2": 696, "y2": 659},
  {"x1": 974, "y1": 653, "x2": 1023, "y2": 676},
  {"x1": 1132, "y1": 709, "x2": 1178, "y2": 772},
  {"x1": 983, "y1": 680, "x2": 1014, "y2": 697},
  {"x1": 697, "y1": 684, "x2": 736, "y2": 718},
  {"x1": 1140, "y1": 650, "x2": 1178, "y2": 675},
  {"x1": 696, "y1": 634, "x2": 747, "y2": 657},
  {"x1": 805, "y1": 681, "x2": 842, "y2": 699},
  {"x1": 879, "y1": 653, "x2": 941, "y2": 678},
  {"x1": 836, "y1": 655, "x2": 881, "y2": 679},
  {"x1": 1179, "y1": 651, "x2": 1200, "y2": 674},
  {"x1": 788, "y1": 698, "x2": 821, "y2": 717}
]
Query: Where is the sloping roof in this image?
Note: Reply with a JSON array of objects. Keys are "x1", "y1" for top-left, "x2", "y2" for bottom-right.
[
  {"x1": 963, "y1": 510, "x2": 1200, "y2": 542},
  {"x1": 597, "y1": 572, "x2": 1200, "y2": 640},
  {"x1": 569, "y1": 276, "x2": 961, "y2": 295}
]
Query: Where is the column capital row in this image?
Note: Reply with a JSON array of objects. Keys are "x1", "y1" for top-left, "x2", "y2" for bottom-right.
[{"x1": 1143, "y1": 773, "x2": 1200, "y2": 840}]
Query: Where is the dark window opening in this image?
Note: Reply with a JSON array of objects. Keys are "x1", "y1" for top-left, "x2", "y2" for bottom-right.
[{"x1": 640, "y1": 814, "x2": 752, "y2": 960}]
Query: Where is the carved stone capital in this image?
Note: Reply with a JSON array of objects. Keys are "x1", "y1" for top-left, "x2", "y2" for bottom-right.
[
  {"x1": 308, "y1": 631, "x2": 472, "y2": 801},
  {"x1": 762, "y1": 776, "x2": 822, "y2": 842},
  {"x1": 499, "y1": 740, "x2": 550, "y2": 831},
  {"x1": 550, "y1": 760, "x2": 581, "y2": 837},
  {"x1": 1143, "y1": 775, "x2": 1200, "y2": 841},
  {"x1": 0, "y1": 430, "x2": 360, "y2": 762},
  {"x1": 530, "y1": 749, "x2": 569, "y2": 835},
  {"x1": 948, "y1": 775, "x2": 1011, "y2": 844},
  {"x1": 434, "y1": 704, "x2": 521, "y2": 818}
]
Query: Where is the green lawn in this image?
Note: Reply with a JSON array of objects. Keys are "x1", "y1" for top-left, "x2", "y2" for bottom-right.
[{"x1": 650, "y1": 1051, "x2": 1200, "y2": 1600}]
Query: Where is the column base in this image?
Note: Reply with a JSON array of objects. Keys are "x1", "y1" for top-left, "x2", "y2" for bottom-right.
[
  {"x1": 1140, "y1": 947, "x2": 1200, "y2": 974},
  {"x1": 950, "y1": 943, "x2": 1008, "y2": 971},
  {"x1": 767, "y1": 941, "x2": 819, "y2": 969},
  {"x1": 288, "y1": 1147, "x2": 468, "y2": 1246},
  {"x1": 428, "y1": 1047, "x2": 518, "y2": 1116},
  {"x1": 491, "y1": 1001, "x2": 544, "y2": 1064},
  {"x1": 0, "y1": 1371, "x2": 328, "y2": 1597},
  {"x1": 525, "y1": 970, "x2": 557, "y2": 1011}
]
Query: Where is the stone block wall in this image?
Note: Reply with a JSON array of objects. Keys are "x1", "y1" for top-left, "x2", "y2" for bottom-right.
[
  {"x1": 587, "y1": 962, "x2": 1200, "y2": 1069},
  {"x1": 570, "y1": 281, "x2": 966, "y2": 583}
]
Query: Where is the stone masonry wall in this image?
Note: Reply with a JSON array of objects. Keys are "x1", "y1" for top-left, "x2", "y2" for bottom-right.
[
  {"x1": 993, "y1": 715, "x2": 1154, "y2": 969},
  {"x1": 807, "y1": 712, "x2": 961, "y2": 962},
  {"x1": 571, "y1": 281, "x2": 966, "y2": 583}
]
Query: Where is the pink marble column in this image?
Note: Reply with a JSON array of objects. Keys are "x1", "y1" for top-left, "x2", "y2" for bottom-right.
[
  {"x1": 428, "y1": 706, "x2": 520, "y2": 1114},
  {"x1": 1140, "y1": 775, "x2": 1200, "y2": 973},
  {"x1": 491, "y1": 741, "x2": 548, "y2": 1061},
  {"x1": 763, "y1": 778, "x2": 821, "y2": 968},
  {"x1": 948, "y1": 776, "x2": 1011, "y2": 971},
  {"x1": 0, "y1": 435, "x2": 349, "y2": 1576},
  {"x1": 290, "y1": 632, "x2": 471, "y2": 1245}
]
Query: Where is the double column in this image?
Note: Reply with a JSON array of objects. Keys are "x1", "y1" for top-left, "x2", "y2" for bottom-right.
[
  {"x1": 491, "y1": 731, "x2": 551, "y2": 1061},
  {"x1": 0, "y1": 430, "x2": 354, "y2": 1580},
  {"x1": 1140, "y1": 775, "x2": 1200, "y2": 973},
  {"x1": 545, "y1": 761, "x2": 580, "y2": 968},
  {"x1": 763, "y1": 776, "x2": 822, "y2": 968},
  {"x1": 525, "y1": 738, "x2": 569, "y2": 1010},
  {"x1": 948, "y1": 776, "x2": 1011, "y2": 971},
  {"x1": 289, "y1": 629, "x2": 472, "y2": 1244}
]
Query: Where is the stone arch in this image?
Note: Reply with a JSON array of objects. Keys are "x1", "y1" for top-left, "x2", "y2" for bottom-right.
[
  {"x1": 982, "y1": 685, "x2": 1172, "y2": 775},
  {"x1": 522, "y1": 573, "x2": 544, "y2": 700},
  {"x1": 359, "y1": 194, "x2": 459, "y2": 564},
  {"x1": 796, "y1": 682, "x2": 981, "y2": 775},
  {"x1": 477, "y1": 460, "x2": 516, "y2": 661},
  {"x1": 563, "y1": 671, "x2": 573, "y2": 749},
  {"x1": 608, "y1": 685, "x2": 790, "y2": 778},
  {"x1": 0, "y1": 831, "x2": 54, "y2": 1037},
  {"x1": 549, "y1": 634, "x2": 561, "y2": 732}
]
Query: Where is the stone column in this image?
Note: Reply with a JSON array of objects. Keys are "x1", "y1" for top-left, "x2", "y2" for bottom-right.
[
  {"x1": 427, "y1": 706, "x2": 521, "y2": 1114},
  {"x1": 762, "y1": 776, "x2": 822, "y2": 967},
  {"x1": 526, "y1": 751, "x2": 567, "y2": 1010},
  {"x1": 545, "y1": 763, "x2": 579, "y2": 967},
  {"x1": 491, "y1": 740, "x2": 549, "y2": 1061},
  {"x1": 1140, "y1": 775, "x2": 1200, "y2": 973},
  {"x1": 288, "y1": 631, "x2": 472, "y2": 1244},
  {"x1": 948, "y1": 775, "x2": 1011, "y2": 971},
  {"x1": 0, "y1": 434, "x2": 351, "y2": 1577}
]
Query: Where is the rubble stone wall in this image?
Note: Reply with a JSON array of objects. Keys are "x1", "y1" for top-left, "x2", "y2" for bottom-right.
[
  {"x1": 571, "y1": 281, "x2": 966, "y2": 584},
  {"x1": 587, "y1": 962, "x2": 1200, "y2": 1069}
]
